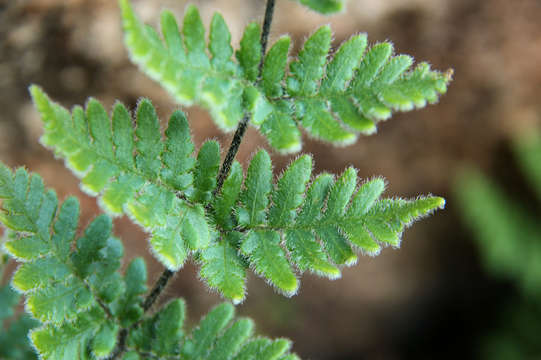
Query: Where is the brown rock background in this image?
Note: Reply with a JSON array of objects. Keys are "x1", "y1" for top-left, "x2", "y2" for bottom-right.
[{"x1": 1, "y1": 0, "x2": 540, "y2": 358}]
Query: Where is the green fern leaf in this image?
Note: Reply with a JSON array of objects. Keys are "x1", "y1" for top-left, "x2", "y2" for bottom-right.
[
  {"x1": 236, "y1": 23, "x2": 261, "y2": 82},
  {"x1": 211, "y1": 151, "x2": 444, "y2": 298},
  {"x1": 0, "y1": 164, "x2": 149, "y2": 359},
  {"x1": 207, "y1": 318, "x2": 254, "y2": 360},
  {"x1": 152, "y1": 299, "x2": 186, "y2": 356},
  {"x1": 199, "y1": 238, "x2": 247, "y2": 304},
  {"x1": 0, "y1": 164, "x2": 302, "y2": 358},
  {"x1": 235, "y1": 338, "x2": 297, "y2": 360},
  {"x1": 30, "y1": 307, "x2": 107, "y2": 359},
  {"x1": 120, "y1": 0, "x2": 450, "y2": 153},
  {"x1": 30, "y1": 86, "x2": 213, "y2": 271},
  {"x1": 213, "y1": 161, "x2": 243, "y2": 230},
  {"x1": 112, "y1": 257, "x2": 147, "y2": 327},
  {"x1": 238, "y1": 150, "x2": 273, "y2": 227},
  {"x1": 127, "y1": 302, "x2": 298, "y2": 359},
  {"x1": 182, "y1": 302, "x2": 234, "y2": 358},
  {"x1": 29, "y1": 89, "x2": 444, "y2": 302},
  {"x1": 190, "y1": 140, "x2": 221, "y2": 204}
]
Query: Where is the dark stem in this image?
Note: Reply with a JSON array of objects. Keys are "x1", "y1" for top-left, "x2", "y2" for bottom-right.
[
  {"x1": 142, "y1": 269, "x2": 175, "y2": 311},
  {"x1": 213, "y1": 114, "x2": 250, "y2": 194},
  {"x1": 109, "y1": 329, "x2": 127, "y2": 360},
  {"x1": 214, "y1": 0, "x2": 276, "y2": 194},
  {"x1": 109, "y1": 270, "x2": 174, "y2": 359},
  {"x1": 112, "y1": 1, "x2": 278, "y2": 358},
  {"x1": 259, "y1": 0, "x2": 276, "y2": 75}
]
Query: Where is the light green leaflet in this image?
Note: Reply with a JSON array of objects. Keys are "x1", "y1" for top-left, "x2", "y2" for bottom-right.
[
  {"x1": 127, "y1": 302, "x2": 299, "y2": 360},
  {"x1": 30, "y1": 85, "x2": 212, "y2": 271},
  {"x1": 31, "y1": 88, "x2": 444, "y2": 303},
  {"x1": 120, "y1": 0, "x2": 451, "y2": 153},
  {"x1": 0, "y1": 164, "x2": 300, "y2": 359},
  {"x1": 229, "y1": 155, "x2": 444, "y2": 297},
  {"x1": 0, "y1": 164, "x2": 147, "y2": 359}
]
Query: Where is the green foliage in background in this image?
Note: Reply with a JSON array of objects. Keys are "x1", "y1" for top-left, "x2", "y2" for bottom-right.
[
  {"x1": 120, "y1": 0, "x2": 449, "y2": 153},
  {"x1": 455, "y1": 130, "x2": 541, "y2": 359},
  {"x1": 0, "y1": 0, "x2": 449, "y2": 358}
]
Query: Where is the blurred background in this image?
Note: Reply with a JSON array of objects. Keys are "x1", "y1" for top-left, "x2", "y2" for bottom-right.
[{"x1": 1, "y1": 0, "x2": 541, "y2": 359}]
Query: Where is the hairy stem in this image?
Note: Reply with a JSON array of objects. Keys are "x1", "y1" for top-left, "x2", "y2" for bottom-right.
[
  {"x1": 109, "y1": 329, "x2": 127, "y2": 360},
  {"x1": 214, "y1": 0, "x2": 276, "y2": 193},
  {"x1": 142, "y1": 269, "x2": 175, "y2": 311},
  {"x1": 214, "y1": 114, "x2": 250, "y2": 193},
  {"x1": 259, "y1": 0, "x2": 276, "y2": 76},
  {"x1": 112, "y1": 1, "x2": 279, "y2": 358}
]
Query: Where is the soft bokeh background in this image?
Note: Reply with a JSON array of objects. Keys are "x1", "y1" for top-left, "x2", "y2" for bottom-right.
[{"x1": 1, "y1": 0, "x2": 540, "y2": 358}]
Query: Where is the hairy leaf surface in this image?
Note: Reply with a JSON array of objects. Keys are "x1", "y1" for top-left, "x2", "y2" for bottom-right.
[
  {"x1": 128, "y1": 302, "x2": 299, "y2": 359},
  {"x1": 0, "y1": 164, "x2": 149, "y2": 359},
  {"x1": 30, "y1": 89, "x2": 445, "y2": 302},
  {"x1": 202, "y1": 151, "x2": 444, "y2": 300},
  {"x1": 121, "y1": 0, "x2": 451, "y2": 153},
  {"x1": 30, "y1": 86, "x2": 213, "y2": 271}
]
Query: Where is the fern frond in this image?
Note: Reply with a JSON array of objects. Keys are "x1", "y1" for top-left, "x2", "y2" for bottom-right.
[
  {"x1": 120, "y1": 0, "x2": 451, "y2": 153},
  {"x1": 128, "y1": 302, "x2": 299, "y2": 360},
  {"x1": 30, "y1": 86, "x2": 213, "y2": 271},
  {"x1": 30, "y1": 89, "x2": 444, "y2": 302},
  {"x1": 0, "y1": 163, "x2": 147, "y2": 359},
  {"x1": 0, "y1": 163, "x2": 301, "y2": 359},
  {"x1": 201, "y1": 150, "x2": 444, "y2": 300}
]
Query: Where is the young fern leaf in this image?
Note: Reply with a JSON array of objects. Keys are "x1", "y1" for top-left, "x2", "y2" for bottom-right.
[
  {"x1": 0, "y1": 164, "x2": 300, "y2": 359},
  {"x1": 30, "y1": 88, "x2": 444, "y2": 302},
  {"x1": 128, "y1": 302, "x2": 299, "y2": 359},
  {"x1": 0, "y1": 163, "x2": 148, "y2": 359},
  {"x1": 30, "y1": 86, "x2": 213, "y2": 271},
  {"x1": 120, "y1": 0, "x2": 451, "y2": 153},
  {"x1": 201, "y1": 151, "x2": 445, "y2": 300}
]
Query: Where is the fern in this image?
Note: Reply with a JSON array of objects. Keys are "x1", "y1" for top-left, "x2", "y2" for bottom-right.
[
  {"x1": 0, "y1": 0, "x2": 451, "y2": 357},
  {"x1": 120, "y1": 0, "x2": 450, "y2": 153},
  {"x1": 0, "y1": 164, "x2": 143, "y2": 358},
  {"x1": 0, "y1": 164, "x2": 299, "y2": 359},
  {"x1": 30, "y1": 88, "x2": 444, "y2": 303},
  {"x1": 128, "y1": 301, "x2": 298, "y2": 360},
  {"x1": 30, "y1": 86, "x2": 213, "y2": 271}
]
